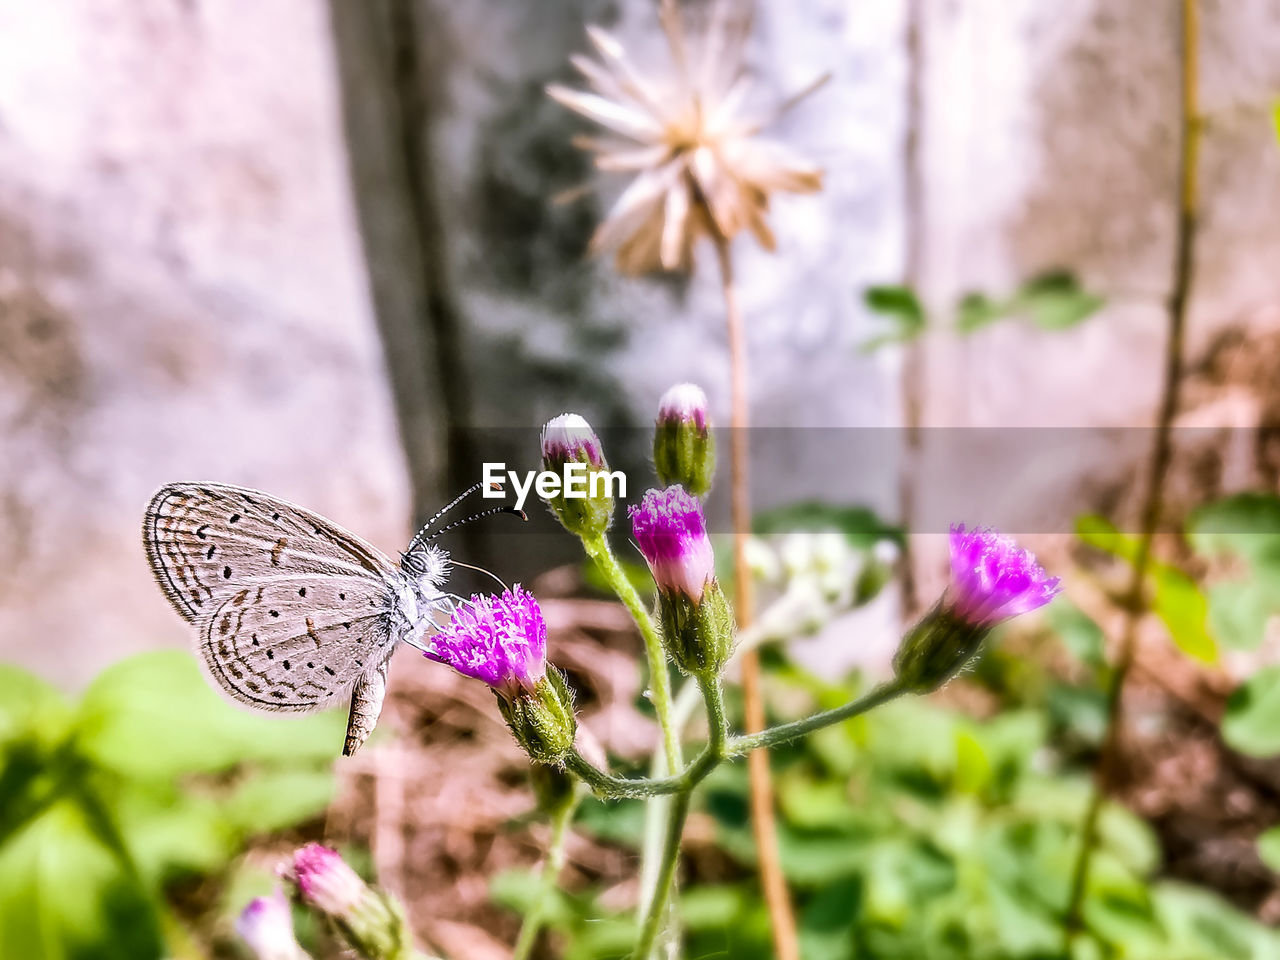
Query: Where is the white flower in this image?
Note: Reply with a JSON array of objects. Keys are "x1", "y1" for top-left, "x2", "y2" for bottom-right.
[{"x1": 548, "y1": 0, "x2": 825, "y2": 274}]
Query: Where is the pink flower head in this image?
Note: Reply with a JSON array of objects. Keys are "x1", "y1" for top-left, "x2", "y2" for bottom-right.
[
  {"x1": 426, "y1": 585, "x2": 547, "y2": 695},
  {"x1": 629, "y1": 486, "x2": 715, "y2": 603},
  {"x1": 946, "y1": 524, "x2": 1060, "y2": 626},
  {"x1": 541, "y1": 413, "x2": 605, "y2": 468},
  {"x1": 290, "y1": 843, "x2": 365, "y2": 917},
  {"x1": 236, "y1": 889, "x2": 302, "y2": 960},
  {"x1": 657, "y1": 383, "x2": 710, "y2": 432}
]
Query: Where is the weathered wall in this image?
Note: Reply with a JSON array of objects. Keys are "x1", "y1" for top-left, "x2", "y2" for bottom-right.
[{"x1": 0, "y1": 0, "x2": 409, "y2": 687}]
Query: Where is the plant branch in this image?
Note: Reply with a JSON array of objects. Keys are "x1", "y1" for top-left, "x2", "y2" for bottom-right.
[
  {"x1": 512, "y1": 796, "x2": 579, "y2": 960},
  {"x1": 584, "y1": 535, "x2": 683, "y2": 774},
  {"x1": 710, "y1": 223, "x2": 800, "y2": 960},
  {"x1": 1063, "y1": 0, "x2": 1200, "y2": 942},
  {"x1": 633, "y1": 790, "x2": 691, "y2": 960},
  {"x1": 728, "y1": 681, "x2": 907, "y2": 755}
]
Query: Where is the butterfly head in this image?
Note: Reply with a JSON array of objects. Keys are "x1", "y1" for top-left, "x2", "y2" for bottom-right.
[{"x1": 401, "y1": 543, "x2": 451, "y2": 594}]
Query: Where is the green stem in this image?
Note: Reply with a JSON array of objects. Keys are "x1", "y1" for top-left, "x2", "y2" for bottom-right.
[
  {"x1": 512, "y1": 797, "x2": 580, "y2": 960},
  {"x1": 633, "y1": 790, "x2": 691, "y2": 960},
  {"x1": 727, "y1": 681, "x2": 907, "y2": 755},
  {"x1": 584, "y1": 535, "x2": 683, "y2": 773},
  {"x1": 566, "y1": 748, "x2": 713, "y2": 799},
  {"x1": 568, "y1": 682, "x2": 905, "y2": 799}
]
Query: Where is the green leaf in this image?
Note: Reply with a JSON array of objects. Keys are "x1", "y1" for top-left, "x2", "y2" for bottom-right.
[
  {"x1": 1075, "y1": 514, "x2": 1217, "y2": 663},
  {"x1": 0, "y1": 665, "x2": 73, "y2": 750},
  {"x1": 859, "y1": 285, "x2": 926, "y2": 352},
  {"x1": 956, "y1": 292, "x2": 1005, "y2": 333},
  {"x1": 1015, "y1": 271, "x2": 1104, "y2": 331},
  {"x1": 1048, "y1": 601, "x2": 1107, "y2": 672},
  {"x1": 0, "y1": 799, "x2": 164, "y2": 960},
  {"x1": 74, "y1": 651, "x2": 346, "y2": 779},
  {"x1": 1258, "y1": 826, "x2": 1280, "y2": 873},
  {"x1": 222, "y1": 769, "x2": 336, "y2": 836},
  {"x1": 1223, "y1": 666, "x2": 1280, "y2": 757},
  {"x1": 1187, "y1": 494, "x2": 1280, "y2": 649}
]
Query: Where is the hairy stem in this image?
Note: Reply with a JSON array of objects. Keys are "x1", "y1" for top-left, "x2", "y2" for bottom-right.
[
  {"x1": 1062, "y1": 0, "x2": 1200, "y2": 943},
  {"x1": 633, "y1": 791, "x2": 691, "y2": 960},
  {"x1": 728, "y1": 681, "x2": 907, "y2": 755},
  {"x1": 512, "y1": 797, "x2": 579, "y2": 960},
  {"x1": 584, "y1": 535, "x2": 683, "y2": 774},
  {"x1": 711, "y1": 223, "x2": 800, "y2": 960},
  {"x1": 567, "y1": 680, "x2": 898, "y2": 799}
]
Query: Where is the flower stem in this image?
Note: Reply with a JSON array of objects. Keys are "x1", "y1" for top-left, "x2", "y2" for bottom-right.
[
  {"x1": 567, "y1": 680, "x2": 897, "y2": 800},
  {"x1": 710, "y1": 224, "x2": 799, "y2": 960},
  {"x1": 633, "y1": 790, "x2": 691, "y2": 960},
  {"x1": 728, "y1": 681, "x2": 906, "y2": 754},
  {"x1": 583, "y1": 535, "x2": 683, "y2": 774},
  {"x1": 512, "y1": 796, "x2": 579, "y2": 960},
  {"x1": 1062, "y1": 0, "x2": 1200, "y2": 945}
]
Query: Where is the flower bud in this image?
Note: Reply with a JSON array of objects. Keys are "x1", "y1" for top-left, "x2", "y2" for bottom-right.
[
  {"x1": 656, "y1": 577, "x2": 735, "y2": 677},
  {"x1": 894, "y1": 524, "x2": 1060, "y2": 692},
  {"x1": 653, "y1": 383, "x2": 715, "y2": 497},
  {"x1": 287, "y1": 844, "x2": 411, "y2": 960},
  {"x1": 541, "y1": 413, "x2": 614, "y2": 540},
  {"x1": 236, "y1": 889, "x2": 309, "y2": 960},
  {"x1": 630, "y1": 486, "x2": 734, "y2": 677},
  {"x1": 497, "y1": 666, "x2": 579, "y2": 765}
]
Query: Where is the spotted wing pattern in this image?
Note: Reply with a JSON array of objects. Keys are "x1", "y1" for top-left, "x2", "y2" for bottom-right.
[
  {"x1": 198, "y1": 575, "x2": 398, "y2": 713},
  {"x1": 143, "y1": 482, "x2": 406, "y2": 715}
]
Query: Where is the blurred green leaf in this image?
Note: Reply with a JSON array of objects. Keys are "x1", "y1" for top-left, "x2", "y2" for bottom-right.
[
  {"x1": 74, "y1": 651, "x2": 346, "y2": 779},
  {"x1": 1076, "y1": 514, "x2": 1217, "y2": 663},
  {"x1": 1016, "y1": 270, "x2": 1105, "y2": 331},
  {"x1": 1187, "y1": 493, "x2": 1280, "y2": 649},
  {"x1": 222, "y1": 769, "x2": 336, "y2": 836},
  {"x1": 1258, "y1": 826, "x2": 1280, "y2": 874},
  {"x1": 859, "y1": 285, "x2": 926, "y2": 352},
  {"x1": 0, "y1": 799, "x2": 164, "y2": 960},
  {"x1": 1048, "y1": 599, "x2": 1107, "y2": 672},
  {"x1": 956, "y1": 292, "x2": 1005, "y2": 333},
  {"x1": 1223, "y1": 666, "x2": 1280, "y2": 757}
]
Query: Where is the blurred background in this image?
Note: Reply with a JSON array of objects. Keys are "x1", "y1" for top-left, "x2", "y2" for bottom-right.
[{"x1": 2, "y1": 1, "x2": 1280, "y2": 958}]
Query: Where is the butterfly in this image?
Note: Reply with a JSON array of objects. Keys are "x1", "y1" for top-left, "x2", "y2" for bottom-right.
[{"x1": 142, "y1": 481, "x2": 516, "y2": 756}]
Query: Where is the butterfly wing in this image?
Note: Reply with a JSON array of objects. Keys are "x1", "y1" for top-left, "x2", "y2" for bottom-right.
[
  {"x1": 143, "y1": 482, "x2": 400, "y2": 623},
  {"x1": 198, "y1": 574, "x2": 399, "y2": 714},
  {"x1": 144, "y1": 482, "x2": 409, "y2": 717}
]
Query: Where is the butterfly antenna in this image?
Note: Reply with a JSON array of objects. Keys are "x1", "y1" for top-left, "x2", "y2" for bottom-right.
[
  {"x1": 425, "y1": 504, "x2": 526, "y2": 542},
  {"x1": 447, "y1": 560, "x2": 511, "y2": 593},
  {"x1": 407, "y1": 481, "x2": 504, "y2": 553}
]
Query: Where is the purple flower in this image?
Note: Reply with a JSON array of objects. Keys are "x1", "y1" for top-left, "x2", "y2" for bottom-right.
[
  {"x1": 426, "y1": 585, "x2": 547, "y2": 695},
  {"x1": 629, "y1": 486, "x2": 715, "y2": 603},
  {"x1": 657, "y1": 383, "x2": 709, "y2": 432},
  {"x1": 946, "y1": 524, "x2": 1060, "y2": 626},
  {"x1": 541, "y1": 413, "x2": 605, "y2": 468},
  {"x1": 236, "y1": 889, "x2": 305, "y2": 960},
  {"x1": 290, "y1": 843, "x2": 366, "y2": 917}
]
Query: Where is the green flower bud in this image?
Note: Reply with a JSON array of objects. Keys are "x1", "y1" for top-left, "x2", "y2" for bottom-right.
[
  {"x1": 497, "y1": 666, "x2": 578, "y2": 765},
  {"x1": 541, "y1": 413, "x2": 615, "y2": 539},
  {"x1": 892, "y1": 600, "x2": 989, "y2": 693},
  {"x1": 653, "y1": 383, "x2": 715, "y2": 497},
  {"x1": 657, "y1": 577, "x2": 735, "y2": 678}
]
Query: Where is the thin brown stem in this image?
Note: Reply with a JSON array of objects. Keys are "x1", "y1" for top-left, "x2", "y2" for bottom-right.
[
  {"x1": 1063, "y1": 0, "x2": 1199, "y2": 944},
  {"x1": 710, "y1": 230, "x2": 801, "y2": 960}
]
